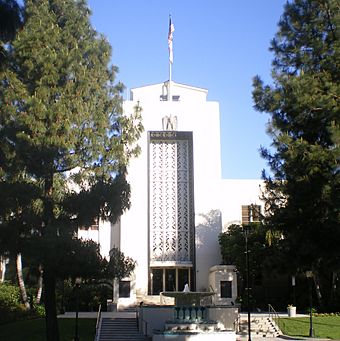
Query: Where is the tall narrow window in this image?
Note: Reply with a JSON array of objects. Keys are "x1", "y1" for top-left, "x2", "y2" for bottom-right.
[
  {"x1": 178, "y1": 268, "x2": 189, "y2": 292},
  {"x1": 165, "y1": 269, "x2": 176, "y2": 291},
  {"x1": 242, "y1": 205, "x2": 261, "y2": 224},
  {"x1": 148, "y1": 131, "x2": 195, "y2": 294},
  {"x1": 151, "y1": 269, "x2": 163, "y2": 295}
]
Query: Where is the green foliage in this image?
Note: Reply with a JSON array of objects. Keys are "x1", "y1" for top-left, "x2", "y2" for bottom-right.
[
  {"x1": 0, "y1": 318, "x2": 96, "y2": 341},
  {"x1": 219, "y1": 223, "x2": 290, "y2": 310},
  {"x1": 105, "y1": 247, "x2": 136, "y2": 280},
  {"x1": 63, "y1": 280, "x2": 109, "y2": 312},
  {"x1": 219, "y1": 223, "x2": 278, "y2": 276},
  {"x1": 0, "y1": 282, "x2": 44, "y2": 324},
  {"x1": 252, "y1": 0, "x2": 340, "y2": 310},
  {"x1": 0, "y1": 282, "x2": 21, "y2": 310},
  {"x1": 0, "y1": 0, "x2": 143, "y2": 339},
  {"x1": 278, "y1": 316, "x2": 340, "y2": 339},
  {"x1": 0, "y1": 0, "x2": 23, "y2": 67},
  {"x1": 0, "y1": 0, "x2": 23, "y2": 42}
]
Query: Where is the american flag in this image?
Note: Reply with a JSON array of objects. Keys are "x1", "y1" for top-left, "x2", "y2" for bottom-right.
[{"x1": 168, "y1": 17, "x2": 175, "y2": 64}]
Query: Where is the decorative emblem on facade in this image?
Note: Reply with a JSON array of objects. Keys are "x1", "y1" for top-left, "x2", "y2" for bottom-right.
[{"x1": 162, "y1": 114, "x2": 178, "y2": 131}]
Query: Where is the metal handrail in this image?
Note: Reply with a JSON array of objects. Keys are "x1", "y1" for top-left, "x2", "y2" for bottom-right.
[
  {"x1": 268, "y1": 304, "x2": 280, "y2": 328},
  {"x1": 136, "y1": 307, "x2": 148, "y2": 337},
  {"x1": 94, "y1": 304, "x2": 102, "y2": 341},
  {"x1": 233, "y1": 313, "x2": 241, "y2": 333}
]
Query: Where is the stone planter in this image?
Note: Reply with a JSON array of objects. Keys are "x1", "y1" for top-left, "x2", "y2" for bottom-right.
[{"x1": 287, "y1": 306, "x2": 296, "y2": 317}]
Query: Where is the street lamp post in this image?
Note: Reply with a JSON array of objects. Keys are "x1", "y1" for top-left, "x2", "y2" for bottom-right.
[
  {"x1": 306, "y1": 271, "x2": 314, "y2": 338},
  {"x1": 291, "y1": 275, "x2": 296, "y2": 307},
  {"x1": 74, "y1": 277, "x2": 81, "y2": 341},
  {"x1": 244, "y1": 225, "x2": 251, "y2": 341}
]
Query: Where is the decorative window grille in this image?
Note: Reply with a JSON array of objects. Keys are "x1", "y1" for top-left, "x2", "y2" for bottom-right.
[{"x1": 148, "y1": 131, "x2": 194, "y2": 264}]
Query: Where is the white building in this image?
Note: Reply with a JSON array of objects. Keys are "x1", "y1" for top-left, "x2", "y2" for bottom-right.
[{"x1": 79, "y1": 80, "x2": 264, "y2": 303}]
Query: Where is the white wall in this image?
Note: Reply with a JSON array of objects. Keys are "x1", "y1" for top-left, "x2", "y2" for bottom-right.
[
  {"x1": 77, "y1": 219, "x2": 112, "y2": 259},
  {"x1": 195, "y1": 210, "x2": 222, "y2": 291},
  {"x1": 118, "y1": 82, "x2": 223, "y2": 295},
  {"x1": 209, "y1": 265, "x2": 237, "y2": 305},
  {"x1": 75, "y1": 80, "x2": 267, "y2": 299},
  {"x1": 220, "y1": 179, "x2": 265, "y2": 230},
  {"x1": 108, "y1": 81, "x2": 265, "y2": 297}
]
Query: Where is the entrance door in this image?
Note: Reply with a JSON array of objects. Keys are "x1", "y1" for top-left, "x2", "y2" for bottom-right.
[{"x1": 150, "y1": 267, "x2": 191, "y2": 294}]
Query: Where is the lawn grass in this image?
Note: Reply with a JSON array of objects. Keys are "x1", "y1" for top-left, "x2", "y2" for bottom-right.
[
  {"x1": 278, "y1": 316, "x2": 340, "y2": 340},
  {"x1": 0, "y1": 318, "x2": 96, "y2": 341}
]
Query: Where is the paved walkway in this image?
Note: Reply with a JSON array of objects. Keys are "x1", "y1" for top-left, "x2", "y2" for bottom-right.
[
  {"x1": 238, "y1": 337, "x2": 331, "y2": 341},
  {"x1": 58, "y1": 311, "x2": 308, "y2": 319},
  {"x1": 59, "y1": 311, "x2": 331, "y2": 341},
  {"x1": 238, "y1": 313, "x2": 331, "y2": 341},
  {"x1": 58, "y1": 311, "x2": 136, "y2": 319},
  {"x1": 239, "y1": 312, "x2": 309, "y2": 318}
]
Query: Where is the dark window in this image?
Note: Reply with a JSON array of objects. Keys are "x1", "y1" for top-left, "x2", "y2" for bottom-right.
[
  {"x1": 165, "y1": 269, "x2": 176, "y2": 291},
  {"x1": 152, "y1": 269, "x2": 163, "y2": 295},
  {"x1": 220, "y1": 281, "x2": 232, "y2": 298},
  {"x1": 178, "y1": 268, "x2": 189, "y2": 292},
  {"x1": 119, "y1": 281, "x2": 130, "y2": 298}
]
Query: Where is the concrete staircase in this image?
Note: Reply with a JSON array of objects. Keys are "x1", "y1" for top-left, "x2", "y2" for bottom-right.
[
  {"x1": 97, "y1": 317, "x2": 147, "y2": 341},
  {"x1": 238, "y1": 314, "x2": 282, "y2": 338}
]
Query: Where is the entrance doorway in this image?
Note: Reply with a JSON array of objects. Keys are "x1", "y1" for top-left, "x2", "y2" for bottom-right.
[{"x1": 149, "y1": 267, "x2": 193, "y2": 295}]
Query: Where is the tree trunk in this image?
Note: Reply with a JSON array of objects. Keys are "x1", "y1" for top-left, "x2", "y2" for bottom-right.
[
  {"x1": 36, "y1": 265, "x2": 43, "y2": 304},
  {"x1": 44, "y1": 268, "x2": 59, "y2": 341},
  {"x1": 43, "y1": 174, "x2": 60, "y2": 341},
  {"x1": 328, "y1": 272, "x2": 337, "y2": 310},
  {"x1": 0, "y1": 256, "x2": 6, "y2": 282},
  {"x1": 313, "y1": 274, "x2": 324, "y2": 310},
  {"x1": 16, "y1": 253, "x2": 30, "y2": 309}
]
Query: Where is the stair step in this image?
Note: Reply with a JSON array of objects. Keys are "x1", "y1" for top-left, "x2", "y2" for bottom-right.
[
  {"x1": 237, "y1": 315, "x2": 282, "y2": 337},
  {"x1": 98, "y1": 317, "x2": 146, "y2": 341}
]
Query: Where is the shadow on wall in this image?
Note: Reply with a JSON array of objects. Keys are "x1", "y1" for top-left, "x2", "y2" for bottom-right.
[
  {"x1": 195, "y1": 210, "x2": 223, "y2": 291},
  {"x1": 196, "y1": 209, "x2": 222, "y2": 251}
]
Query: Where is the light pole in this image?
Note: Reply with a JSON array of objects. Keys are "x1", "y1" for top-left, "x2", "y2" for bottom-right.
[
  {"x1": 291, "y1": 275, "x2": 296, "y2": 307},
  {"x1": 74, "y1": 277, "x2": 81, "y2": 341},
  {"x1": 244, "y1": 225, "x2": 251, "y2": 341},
  {"x1": 306, "y1": 271, "x2": 314, "y2": 338}
]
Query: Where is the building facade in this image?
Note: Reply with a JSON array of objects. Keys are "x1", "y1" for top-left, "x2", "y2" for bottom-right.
[{"x1": 79, "y1": 80, "x2": 264, "y2": 303}]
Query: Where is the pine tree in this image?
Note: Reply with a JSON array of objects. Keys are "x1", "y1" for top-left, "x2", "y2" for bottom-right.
[
  {"x1": 0, "y1": 0, "x2": 143, "y2": 339},
  {"x1": 0, "y1": 0, "x2": 23, "y2": 66},
  {"x1": 253, "y1": 0, "x2": 340, "y2": 310}
]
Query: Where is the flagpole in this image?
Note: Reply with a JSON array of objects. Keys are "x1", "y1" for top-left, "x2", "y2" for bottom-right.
[
  {"x1": 169, "y1": 57, "x2": 172, "y2": 101},
  {"x1": 168, "y1": 15, "x2": 174, "y2": 102}
]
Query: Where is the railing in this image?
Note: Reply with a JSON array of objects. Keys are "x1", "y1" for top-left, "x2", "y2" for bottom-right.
[
  {"x1": 94, "y1": 304, "x2": 102, "y2": 341},
  {"x1": 268, "y1": 304, "x2": 280, "y2": 328},
  {"x1": 137, "y1": 306, "x2": 148, "y2": 338},
  {"x1": 174, "y1": 306, "x2": 206, "y2": 321},
  {"x1": 233, "y1": 314, "x2": 241, "y2": 333}
]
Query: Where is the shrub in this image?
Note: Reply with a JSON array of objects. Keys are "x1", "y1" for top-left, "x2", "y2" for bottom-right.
[
  {"x1": 0, "y1": 282, "x2": 45, "y2": 324},
  {"x1": 0, "y1": 282, "x2": 21, "y2": 308},
  {"x1": 0, "y1": 283, "x2": 25, "y2": 324}
]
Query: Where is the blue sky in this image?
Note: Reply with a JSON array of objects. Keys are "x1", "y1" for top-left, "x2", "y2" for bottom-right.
[{"x1": 87, "y1": 0, "x2": 287, "y2": 179}]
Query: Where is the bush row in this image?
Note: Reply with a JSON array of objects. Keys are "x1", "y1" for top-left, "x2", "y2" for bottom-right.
[
  {"x1": 313, "y1": 312, "x2": 340, "y2": 317},
  {"x1": 0, "y1": 283, "x2": 45, "y2": 324}
]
